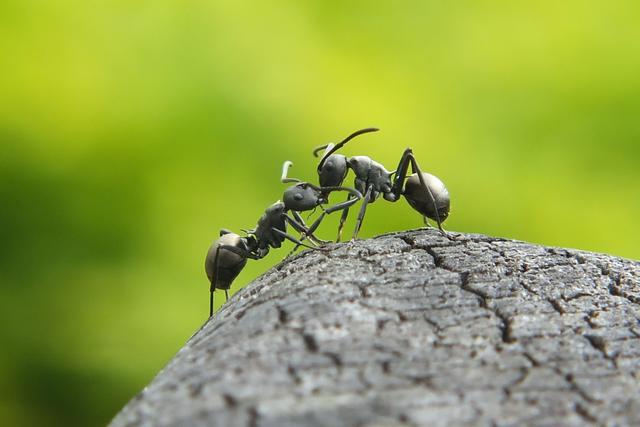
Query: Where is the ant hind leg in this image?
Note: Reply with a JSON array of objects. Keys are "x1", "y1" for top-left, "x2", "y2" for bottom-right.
[{"x1": 209, "y1": 290, "x2": 214, "y2": 318}]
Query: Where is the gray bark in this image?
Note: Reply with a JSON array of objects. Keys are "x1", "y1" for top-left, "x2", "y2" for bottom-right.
[{"x1": 110, "y1": 229, "x2": 640, "y2": 427}]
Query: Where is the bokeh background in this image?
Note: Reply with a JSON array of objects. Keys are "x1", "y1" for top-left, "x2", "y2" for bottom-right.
[{"x1": 1, "y1": 1, "x2": 639, "y2": 425}]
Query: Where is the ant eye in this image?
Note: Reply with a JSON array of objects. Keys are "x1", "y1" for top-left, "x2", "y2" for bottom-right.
[{"x1": 294, "y1": 193, "x2": 304, "y2": 201}]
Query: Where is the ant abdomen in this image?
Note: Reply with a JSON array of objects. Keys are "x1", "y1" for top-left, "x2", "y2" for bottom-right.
[
  {"x1": 205, "y1": 233, "x2": 248, "y2": 293},
  {"x1": 404, "y1": 172, "x2": 450, "y2": 222}
]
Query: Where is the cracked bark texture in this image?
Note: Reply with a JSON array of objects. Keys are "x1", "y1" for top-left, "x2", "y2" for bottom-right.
[{"x1": 110, "y1": 230, "x2": 640, "y2": 427}]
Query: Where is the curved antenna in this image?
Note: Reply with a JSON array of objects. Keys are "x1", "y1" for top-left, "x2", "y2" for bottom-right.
[
  {"x1": 312, "y1": 143, "x2": 335, "y2": 158},
  {"x1": 317, "y1": 127, "x2": 380, "y2": 171},
  {"x1": 312, "y1": 144, "x2": 330, "y2": 158},
  {"x1": 281, "y1": 161, "x2": 301, "y2": 183}
]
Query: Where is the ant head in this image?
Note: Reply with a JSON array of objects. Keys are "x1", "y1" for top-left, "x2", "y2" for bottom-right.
[
  {"x1": 282, "y1": 183, "x2": 322, "y2": 212},
  {"x1": 318, "y1": 154, "x2": 348, "y2": 188}
]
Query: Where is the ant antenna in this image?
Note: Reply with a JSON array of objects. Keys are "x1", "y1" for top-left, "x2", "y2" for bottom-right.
[
  {"x1": 317, "y1": 127, "x2": 380, "y2": 171},
  {"x1": 281, "y1": 161, "x2": 301, "y2": 183},
  {"x1": 312, "y1": 144, "x2": 331, "y2": 158}
]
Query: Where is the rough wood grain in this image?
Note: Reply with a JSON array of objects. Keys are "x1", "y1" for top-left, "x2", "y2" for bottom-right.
[{"x1": 110, "y1": 230, "x2": 640, "y2": 427}]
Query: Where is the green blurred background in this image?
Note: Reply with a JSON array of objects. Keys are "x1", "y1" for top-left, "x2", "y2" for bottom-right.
[{"x1": 1, "y1": 0, "x2": 639, "y2": 425}]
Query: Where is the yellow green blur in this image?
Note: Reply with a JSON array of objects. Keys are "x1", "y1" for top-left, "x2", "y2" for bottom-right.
[{"x1": 1, "y1": 1, "x2": 639, "y2": 425}]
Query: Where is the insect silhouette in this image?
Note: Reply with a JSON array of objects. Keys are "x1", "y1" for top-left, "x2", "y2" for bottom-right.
[
  {"x1": 312, "y1": 128, "x2": 452, "y2": 241},
  {"x1": 204, "y1": 174, "x2": 362, "y2": 316}
]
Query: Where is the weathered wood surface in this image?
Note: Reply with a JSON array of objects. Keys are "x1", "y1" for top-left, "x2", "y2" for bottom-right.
[{"x1": 110, "y1": 230, "x2": 640, "y2": 427}]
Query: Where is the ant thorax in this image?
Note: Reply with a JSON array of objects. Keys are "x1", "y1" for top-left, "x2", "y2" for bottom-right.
[{"x1": 348, "y1": 156, "x2": 393, "y2": 194}]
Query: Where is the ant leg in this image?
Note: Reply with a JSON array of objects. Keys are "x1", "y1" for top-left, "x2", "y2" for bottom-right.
[
  {"x1": 292, "y1": 211, "x2": 329, "y2": 245},
  {"x1": 283, "y1": 213, "x2": 325, "y2": 256},
  {"x1": 307, "y1": 197, "x2": 359, "y2": 242},
  {"x1": 271, "y1": 227, "x2": 323, "y2": 251},
  {"x1": 210, "y1": 290, "x2": 214, "y2": 317},
  {"x1": 225, "y1": 289, "x2": 229, "y2": 301},
  {"x1": 289, "y1": 184, "x2": 363, "y2": 245},
  {"x1": 308, "y1": 185, "x2": 362, "y2": 242},
  {"x1": 353, "y1": 185, "x2": 373, "y2": 240},
  {"x1": 337, "y1": 194, "x2": 352, "y2": 242},
  {"x1": 321, "y1": 187, "x2": 362, "y2": 214},
  {"x1": 389, "y1": 149, "x2": 412, "y2": 201},
  {"x1": 210, "y1": 245, "x2": 221, "y2": 317},
  {"x1": 423, "y1": 216, "x2": 431, "y2": 228},
  {"x1": 284, "y1": 213, "x2": 323, "y2": 247},
  {"x1": 324, "y1": 190, "x2": 361, "y2": 242}
]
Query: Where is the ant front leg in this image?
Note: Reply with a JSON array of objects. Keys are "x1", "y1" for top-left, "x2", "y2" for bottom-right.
[
  {"x1": 291, "y1": 211, "x2": 330, "y2": 246},
  {"x1": 292, "y1": 185, "x2": 363, "y2": 246},
  {"x1": 319, "y1": 186, "x2": 362, "y2": 242},
  {"x1": 283, "y1": 212, "x2": 324, "y2": 256},
  {"x1": 284, "y1": 213, "x2": 323, "y2": 248},
  {"x1": 322, "y1": 186, "x2": 362, "y2": 215},
  {"x1": 302, "y1": 185, "x2": 362, "y2": 243},
  {"x1": 271, "y1": 225, "x2": 326, "y2": 260}
]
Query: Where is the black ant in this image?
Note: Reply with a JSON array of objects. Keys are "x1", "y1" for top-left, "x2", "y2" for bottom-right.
[
  {"x1": 204, "y1": 176, "x2": 362, "y2": 316},
  {"x1": 312, "y1": 128, "x2": 452, "y2": 241}
]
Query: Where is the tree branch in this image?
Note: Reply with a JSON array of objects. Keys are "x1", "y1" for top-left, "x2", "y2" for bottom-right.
[{"x1": 110, "y1": 229, "x2": 640, "y2": 427}]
